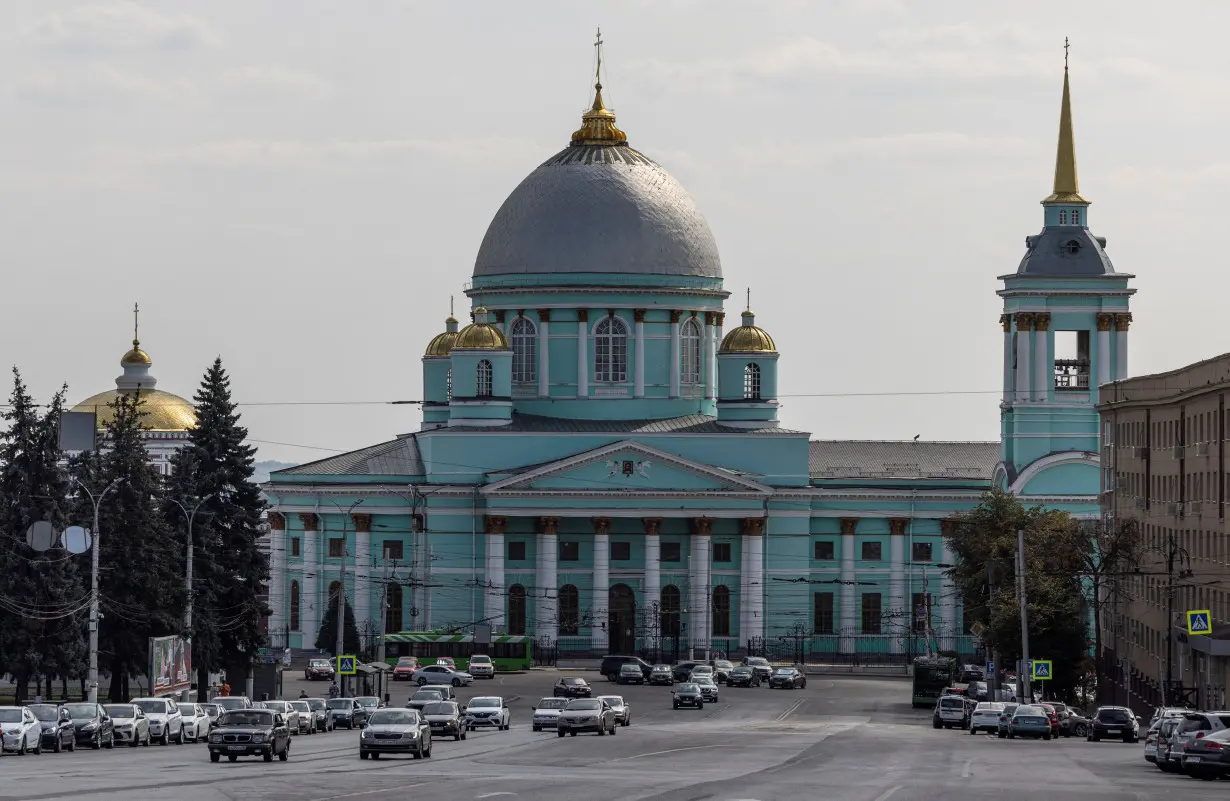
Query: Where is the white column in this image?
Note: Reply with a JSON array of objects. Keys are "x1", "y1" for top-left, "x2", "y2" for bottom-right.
[
  {"x1": 704, "y1": 316, "x2": 717, "y2": 400},
  {"x1": 669, "y1": 315, "x2": 681, "y2": 398},
  {"x1": 1001, "y1": 315, "x2": 1013, "y2": 403},
  {"x1": 484, "y1": 517, "x2": 506, "y2": 629},
  {"x1": 692, "y1": 528, "x2": 712, "y2": 657},
  {"x1": 576, "y1": 312, "x2": 588, "y2": 399},
  {"x1": 355, "y1": 518, "x2": 372, "y2": 634},
  {"x1": 268, "y1": 514, "x2": 286, "y2": 638},
  {"x1": 1033, "y1": 315, "x2": 1049, "y2": 403},
  {"x1": 633, "y1": 312, "x2": 645, "y2": 398},
  {"x1": 643, "y1": 519, "x2": 661, "y2": 639},
  {"x1": 300, "y1": 515, "x2": 319, "y2": 642},
  {"x1": 739, "y1": 527, "x2": 751, "y2": 643},
  {"x1": 1014, "y1": 315, "x2": 1032, "y2": 403},
  {"x1": 889, "y1": 525, "x2": 905, "y2": 654},
  {"x1": 591, "y1": 519, "x2": 610, "y2": 650},
  {"x1": 537, "y1": 520, "x2": 558, "y2": 642},
  {"x1": 941, "y1": 544, "x2": 957, "y2": 651},
  {"x1": 744, "y1": 520, "x2": 765, "y2": 643},
  {"x1": 1116, "y1": 314, "x2": 1130, "y2": 380},
  {"x1": 538, "y1": 316, "x2": 550, "y2": 397},
  {"x1": 840, "y1": 520, "x2": 856, "y2": 653},
  {"x1": 1097, "y1": 315, "x2": 1112, "y2": 388}
]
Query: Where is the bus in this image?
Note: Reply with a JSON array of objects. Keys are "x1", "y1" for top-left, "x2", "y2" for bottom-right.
[
  {"x1": 381, "y1": 632, "x2": 532, "y2": 672},
  {"x1": 911, "y1": 655, "x2": 956, "y2": 708}
]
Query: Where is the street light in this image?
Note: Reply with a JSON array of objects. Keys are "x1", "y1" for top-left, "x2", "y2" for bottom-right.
[
  {"x1": 166, "y1": 494, "x2": 216, "y2": 640},
  {"x1": 74, "y1": 476, "x2": 123, "y2": 705},
  {"x1": 330, "y1": 499, "x2": 364, "y2": 695}
]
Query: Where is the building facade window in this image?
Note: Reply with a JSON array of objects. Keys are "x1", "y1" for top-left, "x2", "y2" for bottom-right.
[
  {"x1": 861, "y1": 593, "x2": 883, "y2": 634},
  {"x1": 1059, "y1": 210, "x2": 1068, "y2": 225},
  {"x1": 559, "y1": 584, "x2": 580, "y2": 635},
  {"x1": 594, "y1": 316, "x2": 629, "y2": 382},
  {"x1": 744, "y1": 363, "x2": 761, "y2": 400},
  {"x1": 861, "y1": 541, "x2": 882, "y2": 561},
  {"x1": 476, "y1": 359, "x2": 493, "y2": 398},
  {"x1": 610, "y1": 541, "x2": 631, "y2": 561},
  {"x1": 510, "y1": 318, "x2": 536, "y2": 383},
  {"x1": 383, "y1": 540, "x2": 404, "y2": 560},
  {"x1": 813, "y1": 592, "x2": 835, "y2": 634},
  {"x1": 660, "y1": 585, "x2": 681, "y2": 638},
  {"x1": 446, "y1": 368, "x2": 453, "y2": 401},
  {"x1": 681, "y1": 318, "x2": 702, "y2": 385},
  {"x1": 911, "y1": 542, "x2": 932, "y2": 562},
  {"x1": 289, "y1": 581, "x2": 300, "y2": 631},
  {"x1": 713, "y1": 542, "x2": 732, "y2": 563},
  {"x1": 1072, "y1": 209, "x2": 1081, "y2": 225},
  {"x1": 508, "y1": 585, "x2": 527, "y2": 635},
  {"x1": 813, "y1": 541, "x2": 835, "y2": 560},
  {"x1": 290, "y1": 538, "x2": 300, "y2": 558},
  {"x1": 660, "y1": 542, "x2": 682, "y2": 562},
  {"x1": 712, "y1": 585, "x2": 731, "y2": 636},
  {"x1": 507, "y1": 540, "x2": 526, "y2": 561},
  {"x1": 385, "y1": 582, "x2": 403, "y2": 633},
  {"x1": 328, "y1": 538, "x2": 344, "y2": 558},
  {"x1": 559, "y1": 541, "x2": 580, "y2": 561}
]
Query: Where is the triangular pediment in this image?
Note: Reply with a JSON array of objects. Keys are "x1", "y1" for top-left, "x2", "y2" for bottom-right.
[{"x1": 482, "y1": 441, "x2": 772, "y2": 494}]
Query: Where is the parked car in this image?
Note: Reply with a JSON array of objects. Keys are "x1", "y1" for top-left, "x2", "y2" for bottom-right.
[
  {"x1": 202, "y1": 703, "x2": 223, "y2": 733},
  {"x1": 412, "y1": 664, "x2": 474, "y2": 687},
  {"x1": 1154, "y1": 716, "x2": 1183, "y2": 770},
  {"x1": 601, "y1": 655, "x2": 653, "y2": 683},
  {"x1": 104, "y1": 704, "x2": 151, "y2": 748},
  {"x1": 649, "y1": 664, "x2": 674, "y2": 686},
  {"x1": 64, "y1": 702, "x2": 116, "y2": 750},
  {"x1": 257, "y1": 701, "x2": 298, "y2": 734},
  {"x1": 28, "y1": 704, "x2": 76, "y2": 753},
  {"x1": 392, "y1": 656, "x2": 420, "y2": 681},
  {"x1": 689, "y1": 665, "x2": 716, "y2": 683},
  {"x1": 672, "y1": 683, "x2": 704, "y2": 709},
  {"x1": 305, "y1": 658, "x2": 335, "y2": 681},
  {"x1": 1008, "y1": 705, "x2": 1052, "y2": 740},
  {"x1": 933, "y1": 694, "x2": 971, "y2": 730},
  {"x1": 353, "y1": 696, "x2": 383, "y2": 726},
  {"x1": 1181, "y1": 726, "x2": 1230, "y2": 780},
  {"x1": 556, "y1": 698, "x2": 617, "y2": 737},
  {"x1": 302, "y1": 698, "x2": 332, "y2": 732},
  {"x1": 995, "y1": 703, "x2": 1020, "y2": 738},
  {"x1": 1087, "y1": 706, "x2": 1140, "y2": 743},
  {"x1": 672, "y1": 661, "x2": 704, "y2": 683},
  {"x1": 742, "y1": 656, "x2": 773, "y2": 684},
  {"x1": 968, "y1": 702, "x2": 1004, "y2": 735},
  {"x1": 422, "y1": 701, "x2": 466, "y2": 741},
  {"x1": 464, "y1": 696, "x2": 510, "y2": 731},
  {"x1": 0, "y1": 706, "x2": 43, "y2": 755},
  {"x1": 618, "y1": 664, "x2": 645, "y2": 685},
  {"x1": 1160, "y1": 711, "x2": 1230, "y2": 771},
  {"x1": 178, "y1": 703, "x2": 211, "y2": 743},
  {"x1": 531, "y1": 697, "x2": 569, "y2": 732},
  {"x1": 712, "y1": 659, "x2": 735, "y2": 684},
  {"x1": 768, "y1": 668, "x2": 806, "y2": 690},
  {"x1": 1037, "y1": 703, "x2": 1060, "y2": 738},
  {"x1": 467, "y1": 654, "x2": 496, "y2": 679},
  {"x1": 131, "y1": 697, "x2": 183, "y2": 745},
  {"x1": 289, "y1": 701, "x2": 314, "y2": 734},
  {"x1": 213, "y1": 696, "x2": 252, "y2": 712},
  {"x1": 327, "y1": 698, "x2": 365, "y2": 730},
  {"x1": 553, "y1": 677, "x2": 592, "y2": 698},
  {"x1": 435, "y1": 657, "x2": 456, "y2": 670},
  {"x1": 598, "y1": 696, "x2": 631, "y2": 727},
  {"x1": 207, "y1": 708, "x2": 290, "y2": 763},
  {"x1": 359, "y1": 708, "x2": 432, "y2": 760}
]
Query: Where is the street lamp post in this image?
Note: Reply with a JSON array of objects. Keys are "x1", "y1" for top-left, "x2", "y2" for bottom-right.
[
  {"x1": 75, "y1": 477, "x2": 123, "y2": 705},
  {"x1": 167, "y1": 493, "x2": 215, "y2": 702},
  {"x1": 331, "y1": 499, "x2": 364, "y2": 695}
]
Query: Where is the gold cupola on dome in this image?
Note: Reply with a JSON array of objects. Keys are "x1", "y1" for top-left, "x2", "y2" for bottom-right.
[
  {"x1": 454, "y1": 307, "x2": 509, "y2": 350},
  {"x1": 571, "y1": 29, "x2": 628, "y2": 146},
  {"x1": 719, "y1": 304, "x2": 777, "y2": 354},
  {"x1": 424, "y1": 311, "x2": 461, "y2": 357}
]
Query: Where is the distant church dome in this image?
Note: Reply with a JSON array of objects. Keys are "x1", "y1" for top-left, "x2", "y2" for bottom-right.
[
  {"x1": 720, "y1": 308, "x2": 777, "y2": 354},
  {"x1": 454, "y1": 308, "x2": 510, "y2": 350},
  {"x1": 472, "y1": 75, "x2": 721, "y2": 282},
  {"x1": 424, "y1": 315, "x2": 460, "y2": 357}
]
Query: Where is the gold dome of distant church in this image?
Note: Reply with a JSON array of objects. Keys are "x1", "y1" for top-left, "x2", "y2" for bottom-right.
[{"x1": 70, "y1": 305, "x2": 196, "y2": 432}]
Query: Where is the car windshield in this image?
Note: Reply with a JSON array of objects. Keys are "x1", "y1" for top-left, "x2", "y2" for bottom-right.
[
  {"x1": 310, "y1": 659, "x2": 330, "y2": 667},
  {"x1": 305, "y1": 700, "x2": 325, "y2": 710},
  {"x1": 678, "y1": 683, "x2": 699, "y2": 692},
  {"x1": 422, "y1": 703, "x2": 457, "y2": 716},
  {"x1": 1097, "y1": 708, "x2": 1132, "y2": 724},
  {"x1": 470, "y1": 656, "x2": 491, "y2": 663},
  {"x1": 621, "y1": 665, "x2": 640, "y2": 672},
  {"x1": 327, "y1": 699, "x2": 352, "y2": 709},
  {"x1": 413, "y1": 690, "x2": 444, "y2": 700},
  {"x1": 692, "y1": 666, "x2": 713, "y2": 673},
  {"x1": 747, "y1": 658, "x2": 769, "y2": 666},
  {"x1": 132, "y1": 701, "x2": 164, "y2": 715},
  {"x1": 562, "y1": 678, "x2": 586, "y2": 685},
  {"x1": 219, "y1": 711, "x2": 274, "y2": 726},
  {"x1": 715, "y1": 661, "x2": 733, "y2": 670},
  {"x1": 975, "y1": 703, "x2": 1003, "y2": 712},
  {"x1": 598, "y1": 697, "x2": 624, "y2": 708},
  {"x1": 177, "y1": 704, "x2": 197, "y2": 716},
  {"x1": 470, "y1": 698, "x2": 500, "y2": 708},
  {"x1": 774, "y1": 668, "x2": 794, "y2": 675},
  {"x1": 291, "y1": 701, "x2": 310, "y2": 711},
  {"x1": 396, "y1": 657, "x2": 416, "y2": 666},
  {"x1": 566, "y1": 700, "x2": 601, "y2": 711},
  {"x1": 64, "y1": 703, "x2": 98, "y2": 719},
  {"x1": 732, "y1": 667, "x2": 751, "y2": 674},
  {"x1": 355, "y1": 698, "x2": 379, "y2": 708},
  {"x1": 263, "y1": 701, "x2": 288, "y2": 711},
  {"x1": 28, "y1": 705, "x2": 60, "y2": 721},
  {"x1": 203, "y1": 705, "x2": 221, "y2": 715},
  {"x1": 537, "y1": 698, "x2": 568, "y2": 710},
  {"x1": 0, "y1": 709, "x2": 24, "y2": 723},
  {"x1": 369, "y1": 710, "x2": 419, "y2": 725},
  {"x1": 214, "y1": 698, "x2": 247, "y2": 710},
  {"x1": 1015, "y1": 706, "x2": 1043, "y2": 716},
  {"x1": 104, "y1": 705, "x2": 135, "y2": 719},
  {"x1": 1179, "y1": 716, "x2": 1212, "y2": 733},
  {"x1": 940, "y1": 697, "x2": 965, "y2": 708},
  {"x1": 696, "y1": 677, "x2": 716, "y2": 685}
]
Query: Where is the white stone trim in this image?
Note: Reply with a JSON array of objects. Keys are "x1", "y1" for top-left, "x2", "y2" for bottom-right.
[{"x1": 1007, "y1": 450, "x2": 1099, "y2": 494}]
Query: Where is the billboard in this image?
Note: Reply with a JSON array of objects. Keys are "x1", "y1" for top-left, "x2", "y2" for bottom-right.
[{"x1": 150, "y1": 635, "x2": 191, "y2": 696}]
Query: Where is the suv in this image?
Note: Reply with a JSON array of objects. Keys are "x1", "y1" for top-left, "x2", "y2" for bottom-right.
[
  {"x1": 1087, "y1": 706, "x2": 1140, "y2": 743},
  {"x1": 672, "y1": 661, "x2": 703, "y2": 683},
  {"x1": 131, "y1": 697, "x2": 183, "y2": 745},
  {"x1": 742, "y1": 656, "x2": 773, "y2": 684},
  {"x1": 933, "y1": 694, "x2": 970, "y2": 730},
  {"x1": 467, "y1": 655, "x2": 496, "y2": 679},
  {"x1": 618, "y1": 664, "x2": 645, "y2": 685},
  {"x1": 601, "y1": 655, "x2": 651, "y2": 683}
]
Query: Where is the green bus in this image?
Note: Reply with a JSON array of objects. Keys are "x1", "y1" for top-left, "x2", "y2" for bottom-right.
[
  {"x1": 911, "y1": 655, "x2": 956, "y2": 708},
  {"x1": 381, "y1": 632, "x2": 532, "y2": 672}
]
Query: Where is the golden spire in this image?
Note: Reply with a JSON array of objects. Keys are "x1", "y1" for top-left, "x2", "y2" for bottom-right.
[
  {"x1": 571, "y1": 28, "x2": 628, "y2": 146},
  {"x1": 121, "y1": 302, "x2": 152, "y2": 365},
  {"x1": 1042, "y1": 38, "x2": 1089, "y2": 205}
]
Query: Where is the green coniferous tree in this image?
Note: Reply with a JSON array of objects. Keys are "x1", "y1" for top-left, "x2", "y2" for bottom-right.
[
  {"x1": 0, "y1": 369, "x2": 83, "y2": 702},
  {"x1": 173, "y1": 358, "x2": 268, "y2": 687},
  {"x1": 315, "y1": 589, "x2": 361, "y2": 656}
]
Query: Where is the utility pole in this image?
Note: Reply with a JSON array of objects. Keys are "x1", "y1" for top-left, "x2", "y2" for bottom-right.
[
  {"x1": 1165, "y1": 528, "x2": 1176, "y2": 706},
  {"x1": 1016, "y1": 529, "x2": 1031, "y2": 703},
  {"x1": 921, "y1": 566, "x2": 934, "y2": 658},
  {"x1": 333, "y1": 500, "x2": 364, "y2": 695},
  {"x1": 987, "y1": 560, "x2": 998, "y2": 699},
  {"x1": 76, "y1": 477, "x2": 123, "y2": 705},
  {"x1": 168, "y1": 493, "x2": 214, "y2": 701}
]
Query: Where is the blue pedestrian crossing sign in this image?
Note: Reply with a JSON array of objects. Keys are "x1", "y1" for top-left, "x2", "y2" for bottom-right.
[
  {"x1": 1031, "y1": 659, "x2": 1052, "y2": 680},
  {"x1": 1187, "y1": 609, "x2": 1213, "y2": 636},
  {"x1": 337, "y1": 655, "x2": 357, "y2": 675}
]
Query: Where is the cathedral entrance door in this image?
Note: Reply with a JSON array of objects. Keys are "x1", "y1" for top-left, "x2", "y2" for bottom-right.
[{"x1": 608, "y1": 584, "x2": 636, "y2": 655}]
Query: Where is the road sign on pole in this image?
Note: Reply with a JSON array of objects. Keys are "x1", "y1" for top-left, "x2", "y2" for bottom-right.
[
  {"x1": 1187, "y1": 609, "x2": 1212, "y2": 636},
  {"x1": 986, "y1": 660, "x2": 995, "y2": 677},
  {"x1": 1031, "y1": 660, "x2": 1052, "y2": 680},
  {"x1": 337, "y1": 655, "x2": 357, "y2": 675}
]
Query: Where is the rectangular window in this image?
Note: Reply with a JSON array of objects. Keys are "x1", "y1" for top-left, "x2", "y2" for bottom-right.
[
  {"x1": 912, "y1": 592, "x2": 933, "y2": 633},
  {"x1": 382, "y1": 540, "x2": 404, "y2": 560},
  {"x1": 661, "y1": 542, "x2": 681, "y2": 562},
  {"x1": 290, "y1": 538, "x2": 300, "y2": 558},
  {"x1": 861, "y1": 593, "x2": 883, "y2": 634},
  {"x1": 911, "y1": 542, "x2": 932, "y2": 562},
  {"x1": 813, "y1": 592, "x2": 834, "y2": 634},
  {"x1": 559, "y1": 541, "x2": 580, "y2": 562},
  {"x1": 861, "y1": 541, "x2": 882, "y2": 561},
  {"x1": 712, "y1": 542, "x2": 732, "y2": 563},
  {"x1": 813, "y1": 540, "x2": 835, "y2": 560},
  {"x1": 610, "y1": 541, "x2": 631, "y2": 561},
  {"x1": 328, "y1": 538, "x2": 344, "y2": 558},
  {"x1": 507, "y1": 541, "x2": 526, "y2": 561}
]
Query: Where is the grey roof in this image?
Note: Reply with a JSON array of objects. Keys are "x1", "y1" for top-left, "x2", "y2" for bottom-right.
[
  {"x1": 1017, "y1": 226, "x2": 1115, "y2": 276},
  {"x1": 809, "y1": 440, "x2": 1000, "y2": 480},
  {"x1": 447, "y1": 413, "x2": 804, "y2": 435},
  {"x1": 272, "y1": 436, "x2": 423, "y2": 477},
  {"x1": 473, "y1": 143, "x2": 722, "y2": 280}
]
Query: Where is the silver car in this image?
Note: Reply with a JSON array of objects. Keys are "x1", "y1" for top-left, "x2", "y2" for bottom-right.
[
  {"x1": 258, "y1": 701, "x2": 300, "y2": 735},
  {"x1": 132, "y1": 697, "x2": 183, "y2": 745},
  {"x1": 289, "y1": 701, "x2": 314, "y2": 734},
  {"x1": 531, "y1": 697, "x2": 568, "y2": 731},
  {"x1": 597, "y1": 695, "x2": 631, "y2": 727},
  {"x1": 421, "y1": 701, "x2": 466, "y2": 741},
  {"x1": 178, "y1": 703, "x2": 210, "y2": 743},
  {"x1": 556, "y1": 698, "x2": 617, "y2": 737},
  {"x1": 0, "y1": 706, "x2": 42, "y2": 754},
  {"x1": 411, "y1": 664, "x2": 474, "y2": 687},
  {"x1": 105, "y1": 704, "x2": 151, "y2": 747},
  {"x1": 359, "y1": 709, "x2": 432, "y2": 760},
  {"x1": 302, "y1": 698, "x2": 331, "y2": 733}
]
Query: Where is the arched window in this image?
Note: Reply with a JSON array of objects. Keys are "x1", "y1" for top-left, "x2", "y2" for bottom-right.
[
  {"x1": 476, "y1": 359, "x2": 493, "y2": 398},
  {"x1": 385, "y1": 582, "x2": 403, "y2": 633},
  {"x1": 594, "y1": 316, "x2": 629, "y2": 383},
  {"x1": 510, "y1": 318, "x2": 536, "y2": 384},
  {"x1": 446, "y1": 368, "x2": 453, "y2": 401},
  {"x1": 559, "y1": 584, "x2": 580, "y2": 635},
  {"x1": 508, "y1": 584, "x2": 527, "y2": 635},
  {"x1": 681, "y1": 318, "x2": 702, "y2": 385},
  {"x1": 1058, "y1": 210, "x2": 1068, "y2": 225},
  {"x1": 660, "y1": 585, "x2": 681, "y2": 638},
  {"x1": 289, "y1": 581, "x2": 300, "y2": 631},
  {"x1": 1071, "y1": 209, "x2": 1081, "y2": 226},
  {"x1": 743, "y1": 363, "x2": 761, "y2": 400},
  {"x1": 712, "y1": 585, "x2": 731, "y2": 636}
]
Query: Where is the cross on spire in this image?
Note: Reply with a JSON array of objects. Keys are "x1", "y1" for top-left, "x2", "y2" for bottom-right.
[
  {"x1": 594, "y1": 27, "x2": 603, "y2": 89},
  {"x1": 746, "y1": 288, "x2": 751, "y2": 311},
  {"x1": 449, "y1": 295, "x2": 454, "y2": 316},
  {"x1": 1064, "y1": 36, "x2": 1069, "y2": 72},
  {"x1": 132, "y1": 301, "x2": 140, "y2": 345}
]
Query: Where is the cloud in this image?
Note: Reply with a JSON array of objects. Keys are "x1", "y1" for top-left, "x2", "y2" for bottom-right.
[
  {"x1": 15, "y1": 63, "x2": 202, "y2": 107},
  {"x1": 24, "y1": 2, "x2": 218, "y2": 53},
  {"x1": 726, "y1": 131, "x2": 1033, "y2": 171},
  {"x1": 217, "y1": 66, "x2": 331, "y2": 100}
]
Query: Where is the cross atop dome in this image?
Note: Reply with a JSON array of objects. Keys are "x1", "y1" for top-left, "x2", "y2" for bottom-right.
[
  {"x1": 571, "y1": 28, "x2": 628, "y2": 146},
  {"x1": 121, "y1": 301, "x2": 152, "y2": 366}
]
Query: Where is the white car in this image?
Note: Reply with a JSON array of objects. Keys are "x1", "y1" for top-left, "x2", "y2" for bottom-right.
[
  {"x1": 969, "y1": 702, "x2": 1004, "y2": 735},
  {"x1": 132, "y1": 697, "x2": 184, "y2": 745},
  {"x1": 259, "y1": 701, "x2": 300, "y2": 734},
  {"x1": 464, "y1": 696, "x2": 510, "y2": 731},
  {"x1": 177, "y1": 703, "x2": 210, "y2": 743},
  {"x1": 467, "y1": 654, "x2": 496, "y2": 679},
  {"x1": 412, "y1": 664, "x2": 474, "y2": 687},
  {"x1": 531, "y1": 697, "x2": 568, "y2": 732},
  {"x1": 0, "y1": 706, "x2": 42, "y2": 755}
]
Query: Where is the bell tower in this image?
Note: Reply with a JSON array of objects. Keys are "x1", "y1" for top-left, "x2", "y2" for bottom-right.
[{"x1": 996, "y1": 43, "x2": 1135, "y2": 506}]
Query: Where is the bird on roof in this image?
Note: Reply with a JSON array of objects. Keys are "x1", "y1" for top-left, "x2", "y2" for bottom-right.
[{"x1": 914, "y1": 435, "x2": 920, "y2": 441}]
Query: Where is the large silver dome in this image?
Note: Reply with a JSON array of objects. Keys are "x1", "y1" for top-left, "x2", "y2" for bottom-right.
[{"x1": 473, "y1": 143, "x2": 722, "y2": 280}]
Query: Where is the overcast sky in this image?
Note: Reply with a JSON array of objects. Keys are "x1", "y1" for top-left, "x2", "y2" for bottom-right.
[{"x1": 2, "y1": 1, "x2": 1224, "y2": 463}]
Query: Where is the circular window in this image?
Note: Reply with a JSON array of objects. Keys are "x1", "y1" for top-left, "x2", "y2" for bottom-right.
[{"x1": 1063, "y1": 240, "x2": 1081, "y2": 255}]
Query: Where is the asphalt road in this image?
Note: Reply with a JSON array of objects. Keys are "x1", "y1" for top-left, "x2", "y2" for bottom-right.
[{"x1": 1, "y1": 672, "x2": 1222, "y2": 801}]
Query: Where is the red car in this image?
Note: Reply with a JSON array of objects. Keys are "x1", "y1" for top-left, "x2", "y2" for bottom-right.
[
  {"x1": 1038, "y1": 703, "x2": 1060, "y2": 738},
  {"x1": 305, "y1": 658, "x2": 335, "y2": 681},
  {"x1": 392, "y1": 657, "x2": 419, "y2": 681}
]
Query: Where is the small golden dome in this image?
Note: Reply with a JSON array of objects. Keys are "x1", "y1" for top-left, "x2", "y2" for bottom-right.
[
  {"x1": 424, "y1": 315, "x2": 461, "y2": 357},
  {"x1": 454, "y1": 322, "x2": 509, "y2": 350},
  {"x1": 571, "y1": 32, "x2": 627, "y2": 146},
  {"x1": 719, "y1": 309, "x2": 777, "y2": 354},
  {"x1": 71, "y1": 389, "x2": 197, "y2": 431},
  {"x1": 121, "y1": 339, "x2": 152, "y2": 365}
]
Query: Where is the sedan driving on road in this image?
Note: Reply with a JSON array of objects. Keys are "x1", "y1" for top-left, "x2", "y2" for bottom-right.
[
  {"x1": 557, "y1": 698, "x2": 617, "y2": 737},
  {"x1": 769, "y1": 668, "x2": 806, "y2": 689},
  {"x1": 695, "y1": 676, "x2": 720, "y2": 703},
  {"x1": 532, "y1": 697, "x2": 568, "y2": 731},
  {"x1": 464, "y1": 696, "x2": 510, "y2": 731},
  {"x1": 743, "y1": 656, "x2": 773, "y2": 684},
  {"x1": 467, "y1": 654, "x2": 496, "y2": 679},
  {"x1": 1008, "y1": 705, "x2": 1052, "y2": 740},
  {"x1": 303, "y1": 698, "x2": 331, "y2": 732},
  {"x1": 649, "y1": 664, "x2": 674, "y2": 686},
  {"x1": 407, "y1": 687, "x2": 453, "y2": 711},
  {"x1": 360, "y1": 709, "x2": 432, "y2": 760},
  {"x1": 392, "y1": 656, "x2": 420, "y2": 681},
  {"x1": 412, "y1": 664, "x2": 474, "y2": 687},
  {"x1": 179, "y1": 703, "x2": 210, "y2": 743},
  {"x1": 327, "y1": 698, "x2": 364, "y2": 730},
  {"x1": 968, "y1": 702, "x2": 1004, "y2": 735},
  {"x1": 553, "y1": 677, "x2": 592, "y2": 698},
  {"x1": 422, "y1": 701, "x2": 466, "y2": 741},
  {"x1": 598, "y1": 695, "x2": 631, "y2": 727},
  {"x1": 208, "y1": 709, "x2": 290, "y2": 763},
  {"x1": 726, "y1": 666, "x2": 759, "y2": 687},
  {"x1": 305, "y1": 658, "x2": 335, "y2": 681},
  {"x1": 1087, "y1": 706, "x2": 1140, "y2": 743},
  {"x1": 673, "y1": 683, "x2": 704, "y2": 709},
  {"x1": 289, "y1": 701, "x2": 314, "y2": 734}
]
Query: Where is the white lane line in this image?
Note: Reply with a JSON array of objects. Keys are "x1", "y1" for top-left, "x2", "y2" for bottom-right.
[
  {"x1": 309, "y1": 783, "x2": 426, "y2": 801},
  {"x1": 608, "y1": 744, "x2": 725, "y2": 762},
  {"x1": 872, "y1": 786, "x2": 903, "y2": 801},
  {"x1": 775, "y1": 698, "x2": 806, "y2": 721},
  {"x1": 961, "y1": 759, "x2": 972, "y2": 778},
  {"x1": 476, "y1": 794, "x2": 518, "y2": 799}
]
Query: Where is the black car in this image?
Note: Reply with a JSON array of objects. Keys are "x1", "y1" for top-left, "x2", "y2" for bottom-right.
[
  {"x1": 62, "y1": 702, "x2": 115, "y2": 749},
  {"x1": 600, "y1": 655, "x2": 652, "y2": 683},
  {"x1": 27, "y1": 704, "x2": 75, "y2": 753},
  {"x1": 671, "y1": 661, "x2": 703, "y2": 683},
  {"x1": 327, "y1": 698, "x2": 364, "y2": 729},
  {"x1": 303, "y1": 698, "x2": 332, "y2": 732},
  {"x1": 672, "y1": 683, "x2": 704, "y2": 709},
  {"x1": 768, "y1": 668, "x2": 807, "y2": 689},
  {"x1": 553, "y1": 677, "x2": 592, "y2": 698},
  {"x1": 1087, "y1": 706, "x2": 1140, "y2": 743},
  {"x1": 406, "y1": 687, "x2": 453, "y2": 711},
  {"x1": 208, "y1": 709, "x2": 291, "y2": 763},
  {"x1": 726, "y1": 666, "x2": 760, "y2": 688},
  {"x1": 742, "y1": 656, "x2": 773, "y2": 684}
]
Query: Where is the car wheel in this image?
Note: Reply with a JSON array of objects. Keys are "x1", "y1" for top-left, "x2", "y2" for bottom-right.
[
  {"x1": 175, "y1": 726, "x2": 183, "y2": 744},
  {"x1": 161, "y1": 729, "x2": 169, "y2": 746},
  {"x1": 570, "y1": 731, "x2": 577, "y2": 737},
  {"x1": 32, "y1": 736, "x2": 41, "y2": 756},
  {"x1": 228, "y1": 754, "x2": 238, "y2": 762},
  {"x1": 210, "y1": 751, "x2": 221, "y2": 762},
  {"x1": 425, "y1": 744, "x2": 432, "y2": 758},
  {"x1": 452, "y1": 678, "x2": 462, "y2": 687},
  {"x1": 264, "y1": 748, "x2": 274, "y2": 763},
  {"x1": 142, "y1": 732, "x2": 149, "y2": 747},
  {"x1": 417, "y1": 677, "x2": 428, "y2": 686},
  {"x1": 969, "y1": 728, "x2": 976, "y2": 735},
  {"x1": 557, "y1": 730, "x2": 565, "y2": 738},
  {"x1": 91, "y1": 734, "x2": 101, "y2": 750},
  {"x1": 673, "y1": 703, "x2": 680, "y2": 709},
  {"x1": 623, "y1": 718, "x2": 630, "y2": 727},
  {"x1": 347, "y1": 721, "x2": 354, "y2": 730},
  {"x1": 609, "y1": 721, "x2": 616, "y2": 736},
  {"x1": 53, "y1": 737, "x2": 62, "y2": 753},
  {"x1": 1044, "y1": 734, "x2": 1051, "y2": 741},
  {"x1": 532, "y1": 726, "x2": 539, "y2": 733},
  {"x1": 360, "y1": 750, "x2": 370, "y2": 760},
  {"x1": 1074, "y1": 724, "x2": 1087, "y2": 737}
]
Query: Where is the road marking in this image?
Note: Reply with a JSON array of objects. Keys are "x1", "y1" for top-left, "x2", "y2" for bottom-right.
[
  {"x1": 476, "y1": 794, "x2": 517, "y2": 799},
  {"x1": 775, "y1": 698, "x2": 806, "y2": 721},
  {"x1": 608, "y1": 744, "x2": 725, "y2": 762},
  {"x1": 961, "y1": 759, "x2": 972, "y2": 778},
  {"x1": 872, "y1": 786, "x2": 902, "y2": 801},
  {"x1": 309, "y1": 784, "x2": 426, "y2": 801}
]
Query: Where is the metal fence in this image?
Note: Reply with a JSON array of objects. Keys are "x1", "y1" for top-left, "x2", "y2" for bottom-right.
[{"x1": 749, "y1": 634, "x2": 980, "y2": 665}]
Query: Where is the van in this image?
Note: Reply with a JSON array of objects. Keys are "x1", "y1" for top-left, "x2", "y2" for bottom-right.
[{"x1": 932, "y1": 694, "x2": 970, "y2": 729}]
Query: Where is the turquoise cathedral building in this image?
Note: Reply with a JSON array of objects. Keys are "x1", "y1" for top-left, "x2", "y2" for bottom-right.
[{"x1": 263, "y1": 53, "x2": 1131, "y2": 662}]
